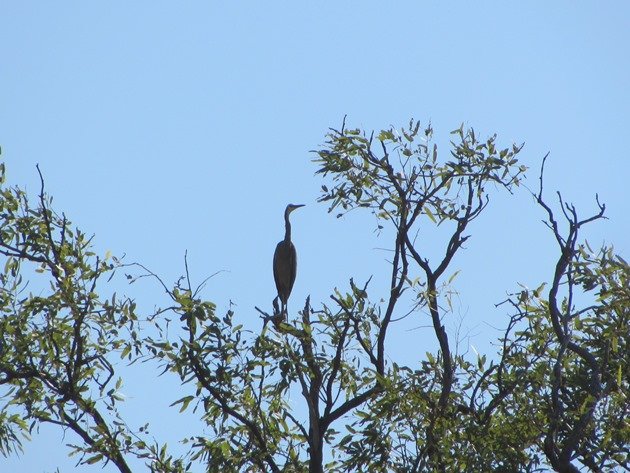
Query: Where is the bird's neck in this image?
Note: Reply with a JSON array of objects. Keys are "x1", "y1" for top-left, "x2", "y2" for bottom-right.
[{"x1": 284, "y1": 213, "x2": 292, "y2": 242}]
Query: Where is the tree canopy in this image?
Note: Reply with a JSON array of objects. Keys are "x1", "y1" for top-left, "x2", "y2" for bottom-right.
[{"x1": 0, "y1": 120, "x2": 628, "y2": 472}]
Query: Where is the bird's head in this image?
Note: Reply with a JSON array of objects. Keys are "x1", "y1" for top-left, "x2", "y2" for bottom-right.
[{"x1": 285, "y1": 203, "x2": 305, "y2": 215}]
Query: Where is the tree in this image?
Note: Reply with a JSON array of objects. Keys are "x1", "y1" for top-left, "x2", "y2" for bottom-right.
[{"x1": 0, "y1": 120, "x2": 628, "y2": 473}]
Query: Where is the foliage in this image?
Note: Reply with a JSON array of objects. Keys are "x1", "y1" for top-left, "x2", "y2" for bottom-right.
[
  {"x1": 0, "y1": 163, "x2": 175, "y2": 472},
  {"x1": 0, "y1": 119, "x2": 628, "y2": 473}
]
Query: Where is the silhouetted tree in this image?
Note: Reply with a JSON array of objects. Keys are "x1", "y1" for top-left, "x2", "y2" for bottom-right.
[{"x1": 0, "y1": 120, "x2": 627, "y2": 472}]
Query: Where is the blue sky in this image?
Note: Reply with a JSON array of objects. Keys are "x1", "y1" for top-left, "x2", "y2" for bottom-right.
[{"x1": 1, "y1": 3, "x2": 628, "y2": 471}]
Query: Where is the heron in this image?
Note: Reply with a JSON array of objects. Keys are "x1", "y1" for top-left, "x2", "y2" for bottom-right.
[{"x1": 273, "y1": 203, "x2": 304, "y2": 318}]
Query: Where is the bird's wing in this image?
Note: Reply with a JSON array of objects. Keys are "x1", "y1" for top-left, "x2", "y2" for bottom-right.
[
  {"x1": 273, "y1": 241, "x2": 298, "y2": 304},
  {"x1": 273, "y1": 242, "x2": 284, "y2": 294},
  {"x1": 288, "y1": 242, "x2": 297, "y2": 292}
]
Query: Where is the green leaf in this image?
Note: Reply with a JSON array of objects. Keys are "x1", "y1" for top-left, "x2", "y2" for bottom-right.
[
  {"x1": 533, "y1": 282, "x2": 547, "y2": 298},
  {"x1": 424, "y1": 206, "x2": 437, "y2": 224},
  {"x1": 447, "y1": 270, "x2": 461, "y2": 284},
  {"x1": 85, "y1": 454, "x2": 104, "y2": 465},
  {"x1": 220, "y1": 441, "x2": 231, "y2": 457},
  {"x1": 120, "y1": 345, "x2": 131, "y2": 359},
  {"x1": 171, "y1": 395, "x2": 195, "y2": 413}
]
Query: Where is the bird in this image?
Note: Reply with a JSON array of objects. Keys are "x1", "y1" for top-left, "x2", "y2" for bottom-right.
[{"x1": 273, "y1": 203, "x2": 304, "y2": 318}]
